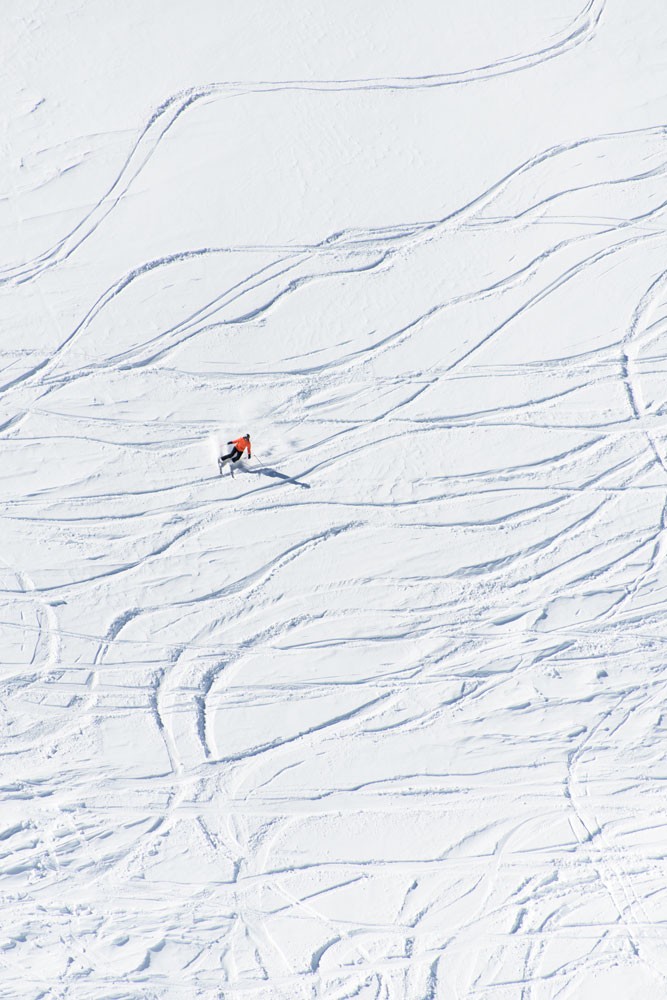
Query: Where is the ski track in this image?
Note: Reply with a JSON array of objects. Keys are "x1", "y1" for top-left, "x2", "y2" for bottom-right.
[{"x1": 3, "y1": 1, "x2": 667, "y2": 998}]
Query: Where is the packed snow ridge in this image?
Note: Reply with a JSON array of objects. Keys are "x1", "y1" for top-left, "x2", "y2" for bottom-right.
[{"x1": 2, "y1": 1, "x2": 667, "y2": 997}]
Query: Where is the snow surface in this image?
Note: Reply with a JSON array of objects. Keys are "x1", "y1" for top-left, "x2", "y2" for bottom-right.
[{"x1": 2, "y1": 1, "x2": 667, "y2": 997}]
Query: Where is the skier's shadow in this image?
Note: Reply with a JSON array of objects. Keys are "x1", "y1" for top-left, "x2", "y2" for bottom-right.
[{"x1": 251, "y1": 467, "x2": 311, "y2": 489}]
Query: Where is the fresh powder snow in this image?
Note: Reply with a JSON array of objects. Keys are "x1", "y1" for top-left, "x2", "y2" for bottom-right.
[{"x1": 2, "y1": 1, "x2": 667, "y2": 997}]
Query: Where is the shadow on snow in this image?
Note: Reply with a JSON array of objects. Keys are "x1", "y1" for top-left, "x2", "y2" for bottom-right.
[{"x1": 248, "y1": 467, "x2": 311, "y2": 489}]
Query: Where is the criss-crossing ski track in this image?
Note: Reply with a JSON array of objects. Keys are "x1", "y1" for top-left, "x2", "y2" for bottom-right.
[{"x1": 3, "y1": 2, "x2": 667, "y2": 997}]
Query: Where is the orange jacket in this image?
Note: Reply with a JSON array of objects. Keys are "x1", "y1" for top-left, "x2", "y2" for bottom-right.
[{"x1": 231, "y1": 436, "x2": 251, "y2": 457}]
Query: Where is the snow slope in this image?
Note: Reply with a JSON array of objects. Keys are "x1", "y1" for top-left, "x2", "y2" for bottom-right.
[{"x1": 2, "y1": 1, "x2": 667, "y2": 997}]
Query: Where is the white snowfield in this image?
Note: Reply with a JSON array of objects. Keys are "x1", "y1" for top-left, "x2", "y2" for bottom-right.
[{"x1": 2, "y1": 1, "x2": 667, "y2": 997}]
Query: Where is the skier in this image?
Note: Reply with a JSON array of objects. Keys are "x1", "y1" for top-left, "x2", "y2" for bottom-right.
[{"x1": 219, "y1": 433, "x2": 251, "y2": 473}]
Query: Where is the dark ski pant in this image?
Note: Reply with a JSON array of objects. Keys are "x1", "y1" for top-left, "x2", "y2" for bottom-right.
[{"x1": 220, "y1": 447, "x2": 243, "y2": 464}]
